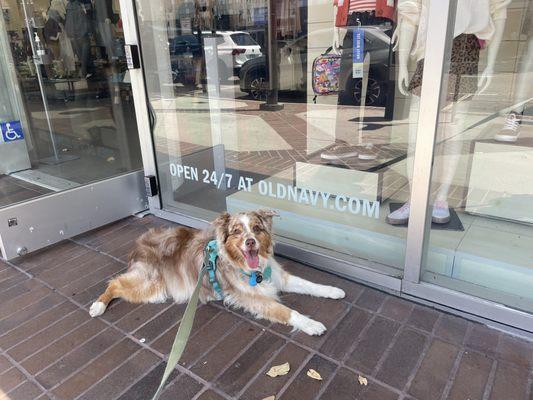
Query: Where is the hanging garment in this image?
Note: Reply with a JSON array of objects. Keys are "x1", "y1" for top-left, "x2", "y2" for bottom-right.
[
  {"x1": 59, "y1": 28, "x2": 76, "y2": 73},
  {"x1": 94, "y1": 0, "x2": 118, "y2": 59},
  {"x1": 335, "y1": 0, "x2": 395, "y2": 27},
  {"x1": 194, "y1": 0, "x2": 214, "y2": 30},
  {"x1": 65, "y1": 0, "x2": 92, "y2": 39},
  {"x1": 408, "y1": 34, "x2": 480, "y2": 102},
  {"x1": 276, "y1": 0, "x2": 301, "y2": 38},
  {"x1": 50, "y1": 0, "x2": 68, "y2": 21}
]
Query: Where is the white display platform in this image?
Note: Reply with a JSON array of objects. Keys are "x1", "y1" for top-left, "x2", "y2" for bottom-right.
[
  {"x1": 465, "y1": 140, "x2": 533, "y2": 224},
  {"x1": 294, "y1": 161, "x2": 406, "y2": 202}
]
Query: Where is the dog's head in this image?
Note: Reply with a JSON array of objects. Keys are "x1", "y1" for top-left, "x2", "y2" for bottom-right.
[{"x1": 212, "y1": 210, "x2": 278, "y2": 270}]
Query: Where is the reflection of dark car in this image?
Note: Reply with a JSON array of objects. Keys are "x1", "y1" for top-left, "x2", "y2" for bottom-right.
[
  {"x1": 170, "y1": 34, "x2": 202, "y2": 55},
  {"x1": 239, "y1": 27, "x2": 392, "y2": 106},
  {"x1": 169, "y1": 34, "x2": 201, "y2": 85}
]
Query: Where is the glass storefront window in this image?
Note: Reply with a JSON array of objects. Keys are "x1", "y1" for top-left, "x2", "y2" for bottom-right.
[
  {"x1": 419, "y1": 0, "x2": 533, "y2": 313},
  {"x1": 135, "y1": 0, "x2": 432, "y2": 276},
  {"x1": 0, "y1": 0, "x2": 142, "y2": 208}
]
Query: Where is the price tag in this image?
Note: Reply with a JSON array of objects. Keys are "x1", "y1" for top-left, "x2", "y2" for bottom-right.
[{"x1": 352, "y1": 28, "x2": 364, "y2": 78}]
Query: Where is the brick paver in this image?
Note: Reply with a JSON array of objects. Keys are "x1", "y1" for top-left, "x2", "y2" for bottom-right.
[{"x1": 0, "y1": 215, "x2": 531, "y2": 399}]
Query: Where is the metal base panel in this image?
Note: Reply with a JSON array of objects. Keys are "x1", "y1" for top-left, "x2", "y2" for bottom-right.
[{"x1": 0, "y1": 171, "x2": 147, "y2": 259}]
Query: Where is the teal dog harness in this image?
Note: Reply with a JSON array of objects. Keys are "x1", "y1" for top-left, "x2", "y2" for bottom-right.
[{"x1": 204, "y1": 239, "x2": 224, "y2": 300}]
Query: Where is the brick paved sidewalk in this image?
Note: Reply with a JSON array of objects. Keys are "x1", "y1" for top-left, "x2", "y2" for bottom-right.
[{"x1": 0, "y1": 215, "x2": 532, "y2": 400}]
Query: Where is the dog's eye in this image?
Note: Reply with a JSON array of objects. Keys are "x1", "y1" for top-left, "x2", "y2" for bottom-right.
[
  {"x1": 252, "y1": 225, "x2": 261, "y2": 233},
  {"x1": 232, "y1": 229, "x2": 242, "y2": 235}
]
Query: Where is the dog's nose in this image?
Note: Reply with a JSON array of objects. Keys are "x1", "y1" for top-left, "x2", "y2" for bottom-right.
[{"x1": 245, "y1": 238, "x2": 256, "y2": 249}]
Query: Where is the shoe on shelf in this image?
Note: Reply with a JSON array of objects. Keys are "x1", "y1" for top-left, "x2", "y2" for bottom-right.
[
  {"x1": 386, "y1": 202, "x2": 410, "y2": 225},
  {"x1": 320, "y1": 140, "x2": 359, "y2": 161},
  {"x1": 494, "y1": 111, "x2": 522, "y2": 142},
  {"x1": 432, "y1": 200, "x2": 450, "y2": 224},
  {"x1": 358, "y1": 144, "x2": 379, "y2": 160}
]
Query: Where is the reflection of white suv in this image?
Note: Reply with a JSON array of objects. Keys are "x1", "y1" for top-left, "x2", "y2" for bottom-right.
[{"x1": 208, "y1": 31, "x2": 262, "y2": 78}]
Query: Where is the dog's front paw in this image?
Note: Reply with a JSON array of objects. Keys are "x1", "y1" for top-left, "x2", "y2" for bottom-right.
[
  {"x1": 326, "y1": 287, "x2": 345, "y2": 299},
  {"x1": 289, "y1": 311, "x2": 327, "y2": 336},
  {"x1": 89, "y1": 301, "x2": 106, "y2": 317},
  {"x1": 302, "y1": 319, "x2": 327, "y2": 336}
]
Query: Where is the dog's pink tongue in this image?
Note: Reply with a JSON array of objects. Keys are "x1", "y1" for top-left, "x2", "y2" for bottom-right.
[{"x1": 244, "y1": 250, "x2": 259, "y2": 269}]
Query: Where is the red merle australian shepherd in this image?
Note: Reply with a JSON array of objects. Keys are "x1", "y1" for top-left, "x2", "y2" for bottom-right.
[{"x1": 89, "y1": 210, "x2": 345, "y2": 335}]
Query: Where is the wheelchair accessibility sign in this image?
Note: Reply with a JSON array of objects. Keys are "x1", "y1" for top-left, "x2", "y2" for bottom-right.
[{"x1": 0, "y1": 121, "x2": 24, "y2": 143}]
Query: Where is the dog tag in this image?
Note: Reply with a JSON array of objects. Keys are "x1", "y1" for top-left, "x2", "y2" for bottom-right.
[
  {"x1": 256, "y1": 272, "x2": 263, "y2": 284},
  {"x1": 249, "y1": 272, "x2": 258, "y2": 286}
]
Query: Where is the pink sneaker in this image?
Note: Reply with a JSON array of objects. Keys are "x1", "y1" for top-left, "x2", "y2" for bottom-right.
[
  {"x1": 386, "y1": 202, "x2": 410, "y2": 225},
  {"x1": 432, "y1": 200, "x2": 450, "y2": 224}
]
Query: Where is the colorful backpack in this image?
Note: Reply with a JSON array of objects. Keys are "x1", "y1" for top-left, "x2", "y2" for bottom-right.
[{"x1": 312, "y1": 48, "x2": 341, "y2": 96}]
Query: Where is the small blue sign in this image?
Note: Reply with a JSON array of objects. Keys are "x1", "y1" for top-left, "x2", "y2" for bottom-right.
[
  {"x1": 0, "y1": 120, "x2": 24, "y2": 143},
  {"x1": 352, "y1": 28, "x2": 365, "y2": 78}
]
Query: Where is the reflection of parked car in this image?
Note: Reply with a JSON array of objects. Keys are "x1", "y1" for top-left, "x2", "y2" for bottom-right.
[
  {"x1": 239, "y1": 27, "x2": 392, "y2": 106},
  {"x1": 169, "y1": 31, "x2": 261, "y2": 83},
  {"x1": 217, "y1": 32, "x2": 262, "y2": 76}
]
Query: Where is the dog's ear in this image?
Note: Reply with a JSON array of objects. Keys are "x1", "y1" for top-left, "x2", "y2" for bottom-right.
[
  {"x1": 212, "y1": 212, "x2": 231, "y2": 242},
  {"x1": 256, "y1": 209, "x2": 279, "y2": 231}
]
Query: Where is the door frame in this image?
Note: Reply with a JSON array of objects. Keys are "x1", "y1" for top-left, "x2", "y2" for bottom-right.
[{"x1": 122, "y1": 0, "x2": 533, "y2": 335}]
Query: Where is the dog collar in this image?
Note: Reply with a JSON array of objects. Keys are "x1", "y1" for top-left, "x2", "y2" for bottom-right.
[
  {"x1": 240, "y1": 266, "x2": 272, "y2": 287},
  {"x1": 204, "y1": 239, "x2": 224, "y2": 300}
]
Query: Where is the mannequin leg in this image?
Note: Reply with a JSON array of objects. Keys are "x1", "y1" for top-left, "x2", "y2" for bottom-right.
[
  {"x1": 433, "y1": 100, "x2": 470, "y2": 203},
  {"x1": 387, "y1": 96, "x2": 466, "y2": 224}
]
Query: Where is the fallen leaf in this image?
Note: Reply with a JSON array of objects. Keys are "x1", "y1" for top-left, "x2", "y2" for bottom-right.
[
  {"x1": 306, "y1": 369, "x2": 322, "y2": 380},
  {"x1": 358, "y1": 375, "x2": 368, "y2": 386},
  {"x1": 261, "y1": 396, "x2": 275, "y2": 400},
  {"x1": 266, "y1": 362, "x2": 290, "y2": 377}
]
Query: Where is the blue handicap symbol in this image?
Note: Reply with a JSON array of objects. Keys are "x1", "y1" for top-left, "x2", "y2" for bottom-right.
[{"x1": 0, "y1": 121, "x2": 24, "y2": 142}]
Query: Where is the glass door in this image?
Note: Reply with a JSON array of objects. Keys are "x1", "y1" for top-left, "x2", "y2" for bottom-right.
[
  {"x1": 132, "y1": 0, "x2": 431, "y2": 286},
  {"x1": 419, "y1": 0, "x2": 533, "y2": 315},
  {"x1": 0, "y1": 0, "x2": 146, "y2": 259}
]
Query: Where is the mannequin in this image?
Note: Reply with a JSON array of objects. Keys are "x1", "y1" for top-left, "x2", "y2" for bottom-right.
[
  {"x1": 93, "y1": 0, "x2": 119, "y2": 61},
  {"x1": 193, "y1": 0, "x2": 214, "y2": 89},
  {"x1": 65, "y1": 0, "x2": 94, "y2": 78},
  {"x1": 495, "y1": 2, "x2": 533, "y2": 142},
  {"x1": 386, "y1": 0, "x2": 510, "y2": 225},
  {"x1": 321, "y1": 0, "x2": 395, "y2": 162},
  {"x1": 44, "y1": 7, "x2": 76, "y2": 76}
]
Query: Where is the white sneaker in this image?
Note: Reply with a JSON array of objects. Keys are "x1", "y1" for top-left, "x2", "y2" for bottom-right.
[
  {"x1": 358, "y1": 144, "x2": 379, "y2": 161},
  {"x1": 386, "y1": 202, "x2": 410, "y2": 225},
  {"x1": 320, "y1": 140, "x2": 359, "y2": 161},
  {"x1": 432, "y1": 200, "x2": 450, "y2": 224},
  {"x1": 495, "y1": 111, "x2": 522, "y2": 142}
]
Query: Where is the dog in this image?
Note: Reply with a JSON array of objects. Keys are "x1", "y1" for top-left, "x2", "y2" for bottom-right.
[{"x1": 89, "y1": 210, "x2": 345, "y2": 336}]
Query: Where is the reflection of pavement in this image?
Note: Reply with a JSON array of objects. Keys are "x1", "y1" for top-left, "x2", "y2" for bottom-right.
[
  {"x1": 152, "y1": 96, "x2": 292, "y2": 152},
  {"x1": 154, "y1": 93, "x2": 409, "y2": 180}
]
